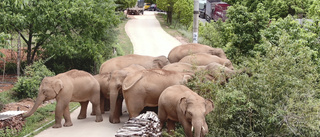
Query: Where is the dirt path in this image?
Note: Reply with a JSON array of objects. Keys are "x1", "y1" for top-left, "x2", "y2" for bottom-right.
[{"x1": 34, "y1": 11, "x2": 182, "y2": 137}]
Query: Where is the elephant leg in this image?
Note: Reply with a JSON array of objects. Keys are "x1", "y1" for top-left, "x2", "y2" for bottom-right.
[
  {"x1": 104, "y1": 98, "x2": 110, "y2": 111},
  {"x1": 118, "y1": 96, "x2": 124, "y2": 116},
  {"x1": 167, "y1": 119, "x2": 176, "y2": 135},
  {"x1": 126, "y1": 99, "x2": 144, "y2": 118},
  {"x1": 78, "y1": 101, "x2": 88, "y2": 119},
  {"x1": 63, "y1": 105, "x2": 73, "y2": 127},
  {"x1": 90, "y1": 99, "x2": 103, "y2": 122},
  {"x1": 99, "y1": 94, "x2": 105, "y2": 114},
  {"x1": 53, "y1": 101, "x2": 68, "y2": 128},
  {"x1": 158, "y1": 106, "x2": 167, "y2": 130}
]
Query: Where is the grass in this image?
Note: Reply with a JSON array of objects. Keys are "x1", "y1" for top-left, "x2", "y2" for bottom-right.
[
  {"x1": 155, "y1": 13, "x2": 192, "y2": 43},
  {"x1": 115, "y1": 13, "x2": 134, "y2": 55}
]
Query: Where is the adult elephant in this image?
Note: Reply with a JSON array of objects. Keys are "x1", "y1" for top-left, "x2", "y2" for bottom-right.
[
  {"x1": 167, "y1": 43, "x2": 227, "y2": 63},
  {"x1": 108, "y1": 64, "x2": 146, "y2": 123},
  {"x1": 99, "y1": 54, "x2": 170, "y2": 74},
  {"x1": 122, "y1": 69, "x2": 193, "y2": 119},
  {"x1": 23, "y1": 69, "x2": 102, "y2": 128},
  {"x1": 99, "y1": 54, "x2": 169, "y2": 111},
  {"x1": 164, "y1": 62, "x2": 246, "y2": 84},
  {"x1": 179, "y1": 53, "x2": 234, "y2": 70},
  {"x1": 158, "y1": 85, "x2": 214, "y2": 137}
]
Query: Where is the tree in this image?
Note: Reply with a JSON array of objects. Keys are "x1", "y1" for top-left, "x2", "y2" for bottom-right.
[
  {"x1": 173, "y1": 0, "x2": 193, "y2": 27},
  {"x1": 0, "y1": 0, "x2": 120, "y2": 65},
  {"x1": 157, "y1": 0, "x2": 175, "y2": 24},
  {"x1": 224, "y1": 3, "x2": 269, "y2": 60},
  {"x1": 0, "y1": 33, "x2": 10, "y2": 58}
]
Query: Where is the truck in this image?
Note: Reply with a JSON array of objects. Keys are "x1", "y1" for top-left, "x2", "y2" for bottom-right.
[
  {"x1": 127, "y1": 0, "x2": 144, "y2": 15},
  {"x1": 200, "y1": 0, "x2": 230, "y2": 22}
]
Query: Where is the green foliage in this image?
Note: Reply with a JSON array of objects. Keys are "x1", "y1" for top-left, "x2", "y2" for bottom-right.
[
  {"x1": 260, "y1": 16, "x2": 320, "y2": 59},
  {"x1": 115, "y1": 0, "x2": 137, "y2": 10},
  {"x1": 0, "y1": 32, "x2": 10, "y2": 58},
  {"x1": 199, "y1": 3, "x2": 269, "y2": 62},
  {"x1": 225, "y1": 0, "x2": 312, "y2": 19},
  {"x1": 188, "y1": 32, "x2": 320, "y2": 136},
  {"x1": 173, "y1": 0, "x2": 193, "y2": 27},
  {"x1": 308, "y1": 0, "x2": 320, "y2": 19},
  {"x1": 12, "y1": 59, "x2": 55, "y2": 99},
  {"x1": 0, "y1": 0, "x2": 120, "y2": 65}
]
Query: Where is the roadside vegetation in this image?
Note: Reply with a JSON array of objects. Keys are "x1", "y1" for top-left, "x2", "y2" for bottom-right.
[
  {"x1": 0, "y1": 0, "x2": 129, "y2": 136},
  {"x1": 158, "y1": 0, "x2": 320, "y2": 136},
  {"x1": 0, "y1": 0, "x2": 320, "y2": 136}
]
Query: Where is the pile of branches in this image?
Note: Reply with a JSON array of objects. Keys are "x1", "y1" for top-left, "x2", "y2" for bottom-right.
[
  {"x1": 0, "y1": 113, "x2": 25, "y2": 134},
  {"x1": 115, "y1": 111, "x2": 162, "y2": 137}
]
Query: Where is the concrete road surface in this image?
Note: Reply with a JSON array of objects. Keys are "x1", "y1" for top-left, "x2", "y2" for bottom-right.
[{"x1": 33, "y1": 11, "x2": 181, "y2": 137}]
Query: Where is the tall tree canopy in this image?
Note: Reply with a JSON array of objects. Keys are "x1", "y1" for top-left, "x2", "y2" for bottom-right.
[{"x1": 0, "y1": 0, "x2": 120, "y2": 65}]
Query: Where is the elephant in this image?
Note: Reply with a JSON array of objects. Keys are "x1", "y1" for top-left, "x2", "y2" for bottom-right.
[
  {"x1": 162, "y1": 62, "x2": 202, "y2": 73},
  {"x1": 23, "y1": 69, "x2": 103, "y2": 128},
  {"x1": 99, "y1": 54, "x2": 169, "y2": 111},
  {"x1": 164, "y1": 62, "x2": 246, "y2": 84},
  {"x1": 108, "y1": 64, "x2": 146, "y2": 123},
  {"x1": 158, "y1": 85, "x2": 214, "y2": 137},
  {"x1": 99, "y1": 54, "x2": 170, "y2": 74},
  {"x1": 168, "y1": 43, "x2": 227, "y2": 63},
  {"x1": 93, "y1": 72, "x2": 111, "y2": 114},
  {"x1": 179, "y1": 53, "x2": 234, "y2": 70},
  {"x1": 121, "y1": 69, "x2": 193, "y2": 119}
]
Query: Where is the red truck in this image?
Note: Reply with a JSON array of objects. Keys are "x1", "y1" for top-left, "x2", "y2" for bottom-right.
[{"x1": 199, "y1": 0, "x2": 230, "y2": 22}]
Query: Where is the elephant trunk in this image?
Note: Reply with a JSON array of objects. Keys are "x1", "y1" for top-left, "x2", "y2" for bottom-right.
[
  {"x1": 192, "y1": 119, "x2": 208, "y2": 137},
  {"x1": 109, "y1": 88, "x2": 121, "y2": 123},
  {"x1": 23, "y1": 94, "x2": 46, "y2": 118}
]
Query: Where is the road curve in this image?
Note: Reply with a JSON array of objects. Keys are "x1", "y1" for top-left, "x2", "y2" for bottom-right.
[
  {"x1": 33, "y1": 11, "x2": 181, "y2": 137},
  {"x1": 126, "y1": 11, "x2": 181, "y2": 57}
]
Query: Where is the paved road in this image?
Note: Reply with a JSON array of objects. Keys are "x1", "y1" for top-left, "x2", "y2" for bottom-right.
[{"x1": 34, "y1": 11, "x2": 181, "y2": 137}]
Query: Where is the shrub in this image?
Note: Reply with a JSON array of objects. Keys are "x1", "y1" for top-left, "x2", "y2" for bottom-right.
[
  {"x1": 187, "y1": 33, "x2": 320, "y2": 136},
  {"x1": 12, "y1": 59, "x2": 55, "y2": 99}
]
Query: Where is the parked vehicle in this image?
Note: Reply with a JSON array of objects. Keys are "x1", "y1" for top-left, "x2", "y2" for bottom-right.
[
  {"x1": 144, "y1": 3, "x2": 151, "y2": 10},
  {"x1": 203, "y1": 0, "x2": 230, "y2": 22},
  {"x1": 148, "y1": 4, "x2": 157, "y2": 11},
  {"x1": 127, "y1": 0, "x2": 145, "y2": 15},
  {"x1": 199, "y1": 0, "x2": 206, "y2": 18}
]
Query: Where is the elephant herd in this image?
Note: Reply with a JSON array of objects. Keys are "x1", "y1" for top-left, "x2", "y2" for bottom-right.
[{"x1": 23, "y1": 43, "x2": 244, "y2": 137}]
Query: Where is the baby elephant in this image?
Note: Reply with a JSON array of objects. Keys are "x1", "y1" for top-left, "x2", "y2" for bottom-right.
[
  {"x1": 158, "y1": 85, "x2": 214, "y2": 137},
  {"x1": 23, "y1": 69, "x2": 103, "y2": 128}
]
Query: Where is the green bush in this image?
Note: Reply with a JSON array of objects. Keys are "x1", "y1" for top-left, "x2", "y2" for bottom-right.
[
  {"x1": 187, "y1": 33, "x2": 320, "y2": 136},
  {"x1": 12, "y1": 59, "x2": 55, "y2": 99}
]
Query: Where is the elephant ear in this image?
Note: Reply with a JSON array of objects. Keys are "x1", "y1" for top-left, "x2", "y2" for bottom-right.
[
  {"x1": 205, "y1": 99, "x2": 214, "y2": 115},
  {"x1": 122, "y1": 71, "x2": 144, "y2": 91},
  {"x1": 179, "y1": 97, "x2": 188, "y2": 115},
  {"x1": 153, "y1": 56, "x2": 168, "y2": 68},
  {"x1": 53, "y1": 79, "x2": 63, "y2": 94},
  {"x1": 181, "y1": 74, "x2": 193, "y2": 84}
]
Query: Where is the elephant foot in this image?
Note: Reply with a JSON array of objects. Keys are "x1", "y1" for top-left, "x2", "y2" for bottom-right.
[
  {"x1": 95, "y1": 116, "x2": 103, "y2": 122},
  {"x1": 109, "y1": 118, "x2": 120, "y2": 124},
  {"x1": 52, "y1": 124, "x2": 62, "y2": 128},
  {"x1": 90, "y1": 112, "x2": 96, "y2": 115},
  {"x1": 77, "y1": 114, "x2": 87, "y2": 119},
  {"x1": 63, "y1": 122, "x2": 73, "y2": 127}
]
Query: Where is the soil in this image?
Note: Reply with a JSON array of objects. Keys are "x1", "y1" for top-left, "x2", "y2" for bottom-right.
[{"x1": 0, "y1": 74, "x2": 36, "y2": 113}]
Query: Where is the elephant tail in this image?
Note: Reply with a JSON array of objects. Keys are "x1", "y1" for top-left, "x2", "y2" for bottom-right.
[{"x1": 122, "y1": 72, "x2": 144, "y2": 91}]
